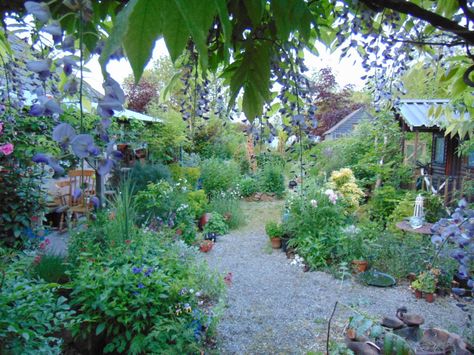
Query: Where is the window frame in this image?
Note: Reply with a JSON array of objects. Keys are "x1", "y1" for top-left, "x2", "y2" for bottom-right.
[{"x1": 433, "y1": 135, "x2": 446, "y2": 164}]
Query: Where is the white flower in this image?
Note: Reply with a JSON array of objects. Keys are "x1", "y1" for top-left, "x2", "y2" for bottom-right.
[{"x1": 310, "y1": 199, "x2": 318, "y2": 208}]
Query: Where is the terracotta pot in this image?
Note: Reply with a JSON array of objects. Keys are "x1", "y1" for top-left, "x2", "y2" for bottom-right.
[
  {"x1": 270, "y1": 237, "x2": 281, "y2": 249},
  {"x1": 199, "y1": 241, "x2": 214, "y2": 253},
  {"x1": 352, "y1": 260, "x2": 368, "y2": 273},
  {"x1": 414, "y1": 289, "x2": 423, "y2": 299},
  {"x1": 424, "y1": 293, "x2": 435, "y2": 303}
]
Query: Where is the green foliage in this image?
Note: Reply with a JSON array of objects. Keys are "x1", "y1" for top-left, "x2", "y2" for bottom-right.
[
  {"x1": 327, "y1": 168, "x2": 364, "y2": 213},
  {"x1": 33, "y1": 254, "x2": 69, "y2": 284},
  {"x1": 258, "y1": 164, "x2": 286, "y2": 198},
  {"x1": 129, "y1": 163, "x2": 172, "y2": 193},
  {"x1": 208, "y1": 190, "x2": 244, "y2": 230},
  {"x1": 286, "y1": 187, "x2": 347, "y2": 269},
  {"x1": 0, "y1": 167, "x2": 47, "y2": 247},
  {"x1": 200, "y1": 158, "x2": 240, "y2": 196},
  {"x1": 411, "y1": 271, "x2": 436, "y2": 293},
  {"x1": 265, "y1": 221, "x2": 282, "y2": 238},
  {"x1": 0, "y1": 255, "x2": 74, "y2": 354},
  {"x1": 70, "y1": 233, "x2": 224, "y2": 354},
  {"x1": 240, "y1": 175, "x2": 259, "y2": 197},
  {"x1": 256, "y1": 152, "x2": 286, "y2": 169},
  {"x1": 336, "y1": 222, "x2": 379, "y2": 262},
  {"x1": 186, "y1": 190, "x2": 208, "y2": 219},
  {"x1": 203, "y1": 212, "x2": 229, "y2": 235},
  {"x1": 169, "y1": 164, "x2": 201, "y2": 189},
  {"x1": 369, "y1": 232, "x2": 436, "y2": 279},
  {"x1": 308, "y1": 114, "x2": 411, "y2": 190},
  {"x1": 367, "y1": 186, "x2": 406, "y2": 226}
]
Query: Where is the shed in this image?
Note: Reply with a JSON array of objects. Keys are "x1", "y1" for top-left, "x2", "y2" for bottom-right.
[
  {"x1": 323, "y1": 108, "x2": 373, "y2": 140},
  {"x1": 395, "y1": 99, "x2": 473, "y2": 201}
]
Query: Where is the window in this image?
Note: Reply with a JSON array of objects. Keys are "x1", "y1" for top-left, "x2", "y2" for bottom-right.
[
  {"x1": 434, "y1": 136, "x2": 445, "y2": 164},
  {"x1": 468, "y1": 151, "x2": 474, "y2": 168}
]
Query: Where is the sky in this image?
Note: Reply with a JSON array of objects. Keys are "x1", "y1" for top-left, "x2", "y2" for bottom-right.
[{"x1": 84, "y1": 38, "x2": 366, "y2": 94}]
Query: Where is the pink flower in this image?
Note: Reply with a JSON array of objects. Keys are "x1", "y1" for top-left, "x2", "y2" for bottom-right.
[
  {"x1": 0, "y1": 122, "x2": 3, "y2": 135},
  {"x1": 0, "y1": 143, "x2": 14, "y2": 156}
]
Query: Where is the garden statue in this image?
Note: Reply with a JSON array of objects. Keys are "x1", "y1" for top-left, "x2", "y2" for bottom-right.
[{"x1": 409, "y1": 194, "x2": 425, "y2": 229}]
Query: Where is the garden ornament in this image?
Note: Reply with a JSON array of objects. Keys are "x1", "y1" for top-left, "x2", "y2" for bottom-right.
[{"x1": 409, "y1": 194, "x2": 425, "y2": 229}]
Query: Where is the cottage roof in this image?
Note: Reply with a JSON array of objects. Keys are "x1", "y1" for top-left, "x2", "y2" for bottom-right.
[
  {"x1": 323, "y1": 107, "x2": 372, "y2": 136},
  {"x1": 396, "y1": 99, "x2": 449, "y2": 131}
]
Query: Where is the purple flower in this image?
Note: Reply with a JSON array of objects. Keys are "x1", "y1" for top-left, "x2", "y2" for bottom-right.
[
  {"x1": 31, "y1": 96, "x2": 63, "y2": 116},
  {"x1": 62, "y1": 35, "x2": 75, "y2": 53},
  {"x1": 47, "y1": 158, "x2": 65, "y2": 175},
  {"x1": 60, "y1": 56, "x2": 77, "y2": 76},
  {"x1": 25, "y1": 1, "x2": 51, "y2": 23},
  {"x1": 53, "y1": 123, "x2": 76, "y2": 149},
  {"x1": 73, "y1": 188, "x2": 82, "y2": 201},
  {"x1": 70, "y1": 134, "x2": 100, "y2": 158},
  {"x1": 32, "y1": 153, "x2": 50, "y2": 164},
  {"x1": 26, "y1": 60, "x2": 52, "y2": 80},
  {"x1": 98, "y1": 158, "x2": 114, "y2": 175},
  {"x1": 97, "y1": 77, "x2": 125, "y2": 118},
  {"x1": 90, "y1": 196, "x2": 100, "y2": 209},
  {"x1": 42, "y1": 21, "x2": 62, "y2": 43},
  {"x1": 144, "y1": 268, "x2": 153, "y2": 277},
  {"x1": 132, "y1": 266, "x2": 142, "y2": 274},
  {"x1": 64, "y1": 79, "x2": 78, "y2": 96},
  {"x1": 137, "y1": 283, "x2": 145, "y2": 289}
]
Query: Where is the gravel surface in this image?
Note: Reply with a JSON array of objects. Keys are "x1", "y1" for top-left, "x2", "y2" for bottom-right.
[{"x1": 204, "y1": 201, "x2": 471, "y2": 354}]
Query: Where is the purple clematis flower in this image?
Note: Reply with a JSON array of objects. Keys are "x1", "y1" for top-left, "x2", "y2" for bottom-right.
[
  {"x1": 72, "y1": 188, "x2": 82, "y2": 201},
  {"x1": 30, "y1": 96, "x2": 63, "y2": 117},
  {"x1": 47, "y1": 158, "x2": 65, "y2": 175},
  {"x1": 25, "y1": 1, "x2": 51, "y2": 23},
  {"x1": 53, "y1": 123, "x2": 76, "y2": 149},
  {"x1": 60, "y1": 56, "x2": 77, "y2": 76},
  {"x1": 132, "y1": 267, "x2": 142, "y2": 274},
  {"x1": 97, "y1": 158, "x2": 114, "y2": 175}
]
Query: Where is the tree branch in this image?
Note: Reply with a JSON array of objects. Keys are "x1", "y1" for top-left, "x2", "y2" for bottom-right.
[
  {"x1": 360, "y1": 0, "x2": 474, "y2": 45},
  {"x1": 458, "y1": 0, "x2": 474, "y2": 22}
]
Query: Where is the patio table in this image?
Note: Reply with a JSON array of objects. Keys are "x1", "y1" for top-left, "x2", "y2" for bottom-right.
[{"x1": 395, "y1": 220, "x2": 433, "y2": 236}]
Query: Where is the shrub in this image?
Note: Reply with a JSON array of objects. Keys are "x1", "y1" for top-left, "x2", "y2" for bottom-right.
[
  {"x1": 208, "y1": 190, "x2": 244, "y2": 230},
  {"x1": 256, "y1": 152, "x2": 285, "y2": 169},
  {"x1": 32, "y1": 254, "x2": 69, "y2": 284},
  {"x1": 70, "y1": 234, "x2": 224, "y2": 354},
  {"x1": 0, "y1": 255, "x2": 74, "y2": 354},
  {"x1": 286, "y1": 187, "x2": 347, "y2": 269},
  {"x1": 327, "y1": 168, "x2": 364, "y2": 213},
  {"x1": 258, "y1": 164, "x2": 285, "y2": 198},
  {"x1": 240, "y1": 176, "x2": 259, "y2": 197},
  {"x1": 367, "y1": 186, "x2": 406, "y2": 226},
  {"x1": 200, "y1": 158, "x2": 240, "y2": 196},
  {"x1": 203, "y1": 212, "x2": 229, "y2": 235},
  {"x1": 186, "y1": 190, "x2": 208, "y2": 219},
  {"x1": 129, "y1": 163, "x2": 171, "y2": 193},
  {"x1": 169, "y1": 164, "x2": 201, "y2": 189}
]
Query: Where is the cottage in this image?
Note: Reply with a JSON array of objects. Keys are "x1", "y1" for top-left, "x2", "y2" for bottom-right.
[{"x1": 323, "y1": 108, "x2": 373, "y2": 140}]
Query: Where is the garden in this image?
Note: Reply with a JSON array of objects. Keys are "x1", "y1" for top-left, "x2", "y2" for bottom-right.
[{"x1": 1, "y1": 1, "x2": 473, "y2": 354}]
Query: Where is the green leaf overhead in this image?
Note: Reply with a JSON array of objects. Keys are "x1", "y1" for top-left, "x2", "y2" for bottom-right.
[
  {"x1": 243, "y1": 0, "x2": 266, "y2": 27},
  {"x1": 123, "y1": 0, "x2": 162, "y2": 82},
  {"x1": 159, "y1": 0, "x2": 189, "y2": 64},
  {"x1": 228, "y1": 41, "x2": 271, "y2": 120},
  {"x1": 173, "y1": 0, "x2": 218, "y2": 70},
  {"x1": 99, "y1": 0, "x2": 139, "y2": 74}
]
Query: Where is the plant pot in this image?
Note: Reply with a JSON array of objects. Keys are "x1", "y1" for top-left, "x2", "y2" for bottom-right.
[
  {"x1": 352, "y1": 260, "x2": 368, "y2": 273},
  {"x1": 414, "y1": 289, "x2": 423, "y2": 299},
  {"x1": 281, "y1": 237, "x2": 290, "y2": 252},
  {"x1": 270, "y1": 237, "x2": 281, "y2": 249},
  {"x1": 199, "y1": 241, "x2": 214, "y2": 253},
  {"x1": 424, "y1": 293, "x2": 435, "y2": 303}
]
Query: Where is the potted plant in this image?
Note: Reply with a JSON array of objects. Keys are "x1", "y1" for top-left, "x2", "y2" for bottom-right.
[
  {"x1": 412, "y1": 271, "x2": 436, "y2": 302},
  {"x1": 265, "y1": 221, "x2": 282, "y2": 249},
  {"x1": 199, "y1": 239, "x2": 214, "y2": 253},
  {"x1": 411, "y1": 279, "x2": 423, "y2": 299}
]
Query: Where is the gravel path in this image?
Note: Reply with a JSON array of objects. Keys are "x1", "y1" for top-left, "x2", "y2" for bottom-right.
[{"x1": 205, "y1": 201, "x2": 471, "y2": 354}]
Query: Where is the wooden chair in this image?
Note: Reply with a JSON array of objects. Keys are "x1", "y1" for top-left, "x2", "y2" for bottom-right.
[{"x1": 67, "y1": 169, "x2": 95, "y2": 223}]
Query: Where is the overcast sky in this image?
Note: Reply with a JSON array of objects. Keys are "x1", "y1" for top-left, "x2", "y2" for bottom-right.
[{"x1": 84, "y1": 38, "x2": 366, "y2": 94}]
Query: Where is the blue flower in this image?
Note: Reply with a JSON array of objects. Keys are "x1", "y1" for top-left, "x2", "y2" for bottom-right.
[
  {"x1": 26, "y1": 60, "x2": 52, "y2": 81},
  {"x1": 137, "y1": 283, "x2": 145, "y2": 289},
  {"x1": 25, "y1": 1, "x2": 51, "y2": 23},
  {"x1": 53, "y1": 123, "x2": 76, "y2": 149},
  {"x1": 132, "y1": 266, "x2": 142, "y2": 274},
  {"x1": 70, "y1": 134, "x2": 100, "y2": 159},
  {"x1": 32, "y1": 153, "x2": 50, "y2": 164},
  {"x1": 144, "y1": 268, "x2": 153, "y2": 277}
]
